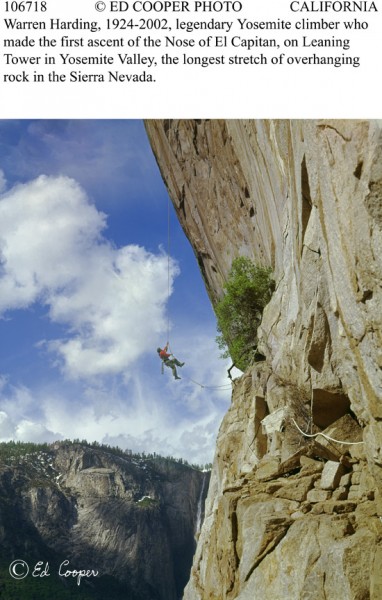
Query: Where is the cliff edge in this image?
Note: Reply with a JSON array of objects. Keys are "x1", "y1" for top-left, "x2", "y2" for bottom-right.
[{"x1": 145, "y1": 120, "x2": 382, "y2": 599}]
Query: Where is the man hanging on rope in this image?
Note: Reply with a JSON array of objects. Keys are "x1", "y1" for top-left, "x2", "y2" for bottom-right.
[{"x1": 157, "y1": 343, "x2": 185, "y2": 380}]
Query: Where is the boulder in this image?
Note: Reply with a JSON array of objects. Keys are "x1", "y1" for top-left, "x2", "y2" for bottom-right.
[{"x1": 320, "y1": 461, "x2": 346, "y2": 490}]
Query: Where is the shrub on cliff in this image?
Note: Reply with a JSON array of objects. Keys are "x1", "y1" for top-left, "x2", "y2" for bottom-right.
[{"x1": 215, "y1": 257, "x2": 274, "y2": 371}]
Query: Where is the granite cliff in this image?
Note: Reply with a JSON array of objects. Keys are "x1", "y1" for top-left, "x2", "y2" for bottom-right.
[
  {"x1": 145, "y1": 119, "x2": 382, "y2": 599},
  {"x1": 0, "y1": 442, "x2": 208, "y2": 599}
]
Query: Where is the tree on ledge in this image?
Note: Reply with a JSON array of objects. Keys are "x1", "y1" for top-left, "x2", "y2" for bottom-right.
[{"x1": 215, "y1": 257, "x2": 274, "y2": 372}]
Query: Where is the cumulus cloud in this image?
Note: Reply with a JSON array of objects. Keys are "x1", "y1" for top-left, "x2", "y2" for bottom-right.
[
  {"x1": 0, "y1": 366, "x2": 230, "y2": 464},
  {"x1": 0, "y1": 170, "x2": 232, "y2": 463},
  {"x1": 0, "y1": 322, "x2": 232, "y2": 463},
  {"x1": 0, "y1": 174, "x2": 176, "y2": 378},
  {"x1": 0, "y1": 411, "x2": 60, "y2": 444},
  {"x1": 0, "y1": 124, "x2": 233, "y2": 464},
  {"x1": 41, "y1": 380, "x2": 227, "y2": 465},
  {"x1": 0, "y1": 411, "x2": 14, "y2": 439},
  {"x1": 0, "y1": 381, "x2": 62, "y2": 443}
]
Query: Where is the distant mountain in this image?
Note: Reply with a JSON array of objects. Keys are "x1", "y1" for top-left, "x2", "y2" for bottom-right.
[{"x1": 0, "y1": 441, "x2": 209, "y2": 600}]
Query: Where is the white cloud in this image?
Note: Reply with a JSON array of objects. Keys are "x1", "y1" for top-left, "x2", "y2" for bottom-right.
[
  {"x1": 0, "y1": 374, "x2": 8, "y2": 392},
  {"x1": 0, "y1": 169, "x2": 6, "y2": 193},
  {"x1": 40, "y1": 381, "x2": 227, "y2": 465},
  {"x1": 0, "y1": 126, "x2": 234, "y2": 464},
  {"x1": 0, "y1": 411, "x2": 60, "y2": 444},
  {"x1": 0, "y1": 382, "x2": 62, "y2": 443},
  {"x1": 0, "y1": 175, "x2": 105, "y2": 311},
  {"x1": 0, "y1": 172, "x2": 234, "y2": 463},
  {"x1": 15, "y1": 419, "x2": 60, "y2": 443},
  {"x1": 0, "y1": 411, "x2": 14, "y2": 439},
  {"x1": 0, "y1": 175, "x2": 177, "y2": 378},
  {"x1": 0, "y1": 370, "x2": 230, "y2": 464},
  {"x1": 0, "y1": 325, "x2": 233, "y2": 464}
]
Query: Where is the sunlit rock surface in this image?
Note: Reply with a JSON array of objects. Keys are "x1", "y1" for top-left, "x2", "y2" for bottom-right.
[{"x1": 146, "y1": 120, "x2": 382, "y2": 599}]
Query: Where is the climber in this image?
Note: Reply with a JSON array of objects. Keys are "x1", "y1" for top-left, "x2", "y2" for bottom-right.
[{"x1": 157, "y1": 344, "x2": 185, "y2": 380}]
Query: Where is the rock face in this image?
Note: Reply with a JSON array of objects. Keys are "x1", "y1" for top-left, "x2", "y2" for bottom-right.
[
  {"x1": 145, "y1": 120, "x2": 382, "y2": 599},
  {"x1": 0, "y1": 443, "x2": 208, "y2": 599}
]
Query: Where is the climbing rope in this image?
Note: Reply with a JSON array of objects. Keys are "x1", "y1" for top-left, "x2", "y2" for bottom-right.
[
  {"x1": 165, "y1": 335, "x2": 233, "y2": 391},
  {"x1": 310, "y1": 388, "x2": 314, "y2": 435},
  {"x1": 163, "y1": 201, "x2": 232, "y2": 391},
  {"x1": 167, "y1": 195, "x2": 171, "y2": 344},
  {"x1": 164, "y1": 195, "x2": 239, "y2": 392},
  {"x1": 166, "y1": 342, "x2": 232, "y2": 390},
  {"x1": 183, "y1": 376, "x2": 233, "y2": 390},
  {"x1": 289, "y1": 302, "x2": 359, "y2": 443},
  {"x1": 292, "y1": 418, "x2": 364, "y2": 445}
]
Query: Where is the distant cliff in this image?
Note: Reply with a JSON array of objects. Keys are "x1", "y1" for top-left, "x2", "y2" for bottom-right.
[
  {"x1": 145, "y1": 120, "x2": 382, "y2": 599},
  {"x1": 0, "y1": 442, "x2": 209, "y2": 600}
]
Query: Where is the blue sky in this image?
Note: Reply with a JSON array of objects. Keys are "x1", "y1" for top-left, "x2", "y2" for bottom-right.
[{"x1": 0, "y1": 120, "x2": 234, "y2": 465}]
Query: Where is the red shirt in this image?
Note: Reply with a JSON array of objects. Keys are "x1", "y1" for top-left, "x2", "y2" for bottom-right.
[{"x1": 159, "y1": 347, "x2": 170, "y2": 360}]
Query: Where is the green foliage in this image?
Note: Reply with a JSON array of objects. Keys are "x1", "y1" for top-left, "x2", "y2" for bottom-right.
[
  {"x1": 215, "y1": 257, "x2": 274, "y2": 371},
  {"x1": 0, "y1": 440, "x2": 210, "y2": 472},
  {"x1": 137, "y1": 496, "x2": 159, "y2": 508},
  {"x1": 0, "y1": 441, "x2": 50, "y2": 462}
]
